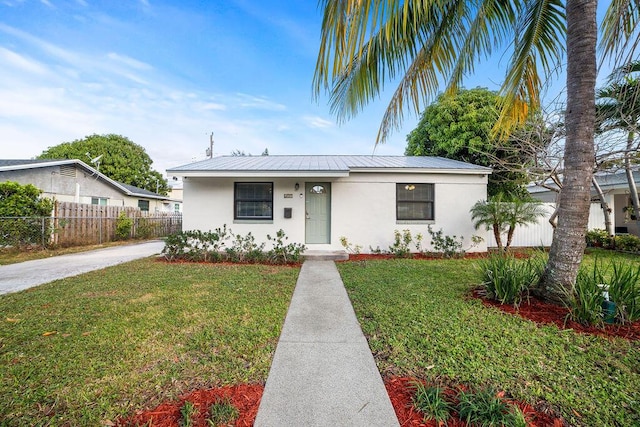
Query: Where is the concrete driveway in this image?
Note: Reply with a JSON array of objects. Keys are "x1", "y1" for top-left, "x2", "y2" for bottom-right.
[{"x1": 0, "y1": 240, "x2": 165, "y2": 295}]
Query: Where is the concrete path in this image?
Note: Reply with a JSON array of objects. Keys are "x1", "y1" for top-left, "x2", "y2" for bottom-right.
[
  {"x1": 254, "y1": 260, "x2": 399, "y2": 427},
  {"x1": 0, "y1": 240, "x2": 165, "y2": 295}
]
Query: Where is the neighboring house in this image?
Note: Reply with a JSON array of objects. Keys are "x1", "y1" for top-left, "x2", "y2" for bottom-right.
[
  {"x1": 167, "y1": 155, "x2": 491, "y2": 253},
  {"x1": 529, "y1": 170, "x2": 640, "y2": 236},
  {"x1": 0, "y1": 159, "x2": 181, "y2": 213}
]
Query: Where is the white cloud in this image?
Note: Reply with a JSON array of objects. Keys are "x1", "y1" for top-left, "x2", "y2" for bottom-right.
[
  {"x1": 0, "y1": 47, "x2": 47, "y2": 74},
  {"x1": 235, "y1": 93, "x2": 287, "y2": 111},
  {"x1": 106, "y1": 52, "x2": 153, "y2": 71},
  {"x1": 302, "y1": 115, "x2": 333, "y2": 129}
]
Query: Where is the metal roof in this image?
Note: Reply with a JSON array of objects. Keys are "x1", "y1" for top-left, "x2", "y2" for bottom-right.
[
  {"x1": 0, "y1": 159, "x2": 168, "y2": 200},
  {"x1": 168, "y1": 155, "x2": 491, "y2": 177}
]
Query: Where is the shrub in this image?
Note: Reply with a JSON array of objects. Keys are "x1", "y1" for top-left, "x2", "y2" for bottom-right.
[
  {"x1": 427, "y1": 225, "x2": 465, "y2": 258},
  {"x1": 179, "y1": 400, "x2": 197, "y2": 427},
  {"x1": 606, "y1": 261, "x2": 640, "y2": 323},
  {"x1": 613, "y1": 234, "x2": 640, "y2": 252},
  {"x1": 339, "y1": 236, "x2": 362, "y2": 254},
  {"x1": 388, "y1": 229, "x2": 415, "y2": 258},
  {"x1": 207, "y1": 397, "x2": 239, "y2": 426},
  {"x1": 0, "y1": 181, "x2": 54, "y2": 248},
  {"x1": 115, "y1": 212, "x2": 133, "y2": 240},
  {"x1": 412, "y1": 383, "x2": 451, "y2": 424},
  {"x1": 585, "y1": 229, "x2": 612, "y2": 248},
  {"x1": 456, "y1": 389, "x2": 527, "y2": 427},
  {"x1": 566, "y1": 265, "x2": 606, "y2": 326},
  {"x1": 267, "y1": 229, "x2": 306, "y2": 264},
  {"x1": 163, "y1": 227, "x2": 305, "y2": 265},
  {"x1": 477, "y1": 253, "x2": 545, "y2": 306}
]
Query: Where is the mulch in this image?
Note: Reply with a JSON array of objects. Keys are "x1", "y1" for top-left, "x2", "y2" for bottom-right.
[
  {"x1": 472, "y1": 289, "x2": 640, "y2": 341},
  {"x1": 116, "y1": 377, "x2": 563, "y2": 426}
]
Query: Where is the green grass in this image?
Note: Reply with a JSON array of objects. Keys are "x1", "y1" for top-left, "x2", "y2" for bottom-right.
[
  {"x1": 337, "y1": 255, "x2": 640, "y2": 427},
  {"x1": 0, "y1": 240, "x2": 140, "y2": 265},
  {"x1": 0, "y1": 259, "x2": 298, "y2": 426}
]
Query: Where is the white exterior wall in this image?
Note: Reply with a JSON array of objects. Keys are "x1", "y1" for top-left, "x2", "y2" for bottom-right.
[{"x1": 183, "y1": 172, "x2": 489, "y2": 253}]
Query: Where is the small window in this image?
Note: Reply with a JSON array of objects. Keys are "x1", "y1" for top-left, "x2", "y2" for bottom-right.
[
  {"x1": 396, "y1": 183, "x2": 434, "y2": 220},
  {"x1": 309, "y1": 185, "x2": 327, "y2": 194},
  {"x1": 138, "y1": 200, "x2": 150, "y2": 211},
  {"x1": 234, "y1": 182, "x2": 273, "y2": 220},
  {"x1": 91, "y1": 197, "x2": 107, "y2": 206},
  {"x1": 174, "y1": 203, "x2": 180, "y2": 212}
]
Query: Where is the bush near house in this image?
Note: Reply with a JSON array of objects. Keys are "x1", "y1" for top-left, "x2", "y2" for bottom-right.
[
  {"x1": 0, "y1": 181, "x2": 54, "y2": 248},
  {"x1": 162, "y1": 228, "x2": 306, "y2": 265}
]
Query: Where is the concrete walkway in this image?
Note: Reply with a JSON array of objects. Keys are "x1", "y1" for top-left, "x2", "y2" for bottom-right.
[
  {"x1": 0, "y1": 240, "x2": 165, "y2": 295},
  {"x1": 254, "y1": 260, "x2": 399, "y2": 427}
]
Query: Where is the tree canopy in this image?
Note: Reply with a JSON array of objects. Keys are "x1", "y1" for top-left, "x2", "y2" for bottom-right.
[
  {"x1": 405, "y1": 88, "x2": 531, "y2": 198},
  {"x1": 38, "y1": 134, "x2": 169, "y2": 195}
]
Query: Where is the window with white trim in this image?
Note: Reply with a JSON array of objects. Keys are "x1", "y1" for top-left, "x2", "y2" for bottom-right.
[
  {"x1": 91, "y1": 197, "x2": 108, "y2": 206},
  {"x1": 396, "y1": 183, "x2": 434, "y2": 220}
]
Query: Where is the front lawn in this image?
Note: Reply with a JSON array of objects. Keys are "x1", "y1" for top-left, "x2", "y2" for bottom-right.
[
  {"x1": 338, "y1": 255, "x2": 640, "y2": 426},
  {"x1": 0, "y1": 259, "x2": 298, "y2": 425}
]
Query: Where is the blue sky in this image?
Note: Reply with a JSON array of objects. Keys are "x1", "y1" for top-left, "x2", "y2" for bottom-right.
[{"x1": 0, "y1": 0, "x2": 609, "y2": 177}]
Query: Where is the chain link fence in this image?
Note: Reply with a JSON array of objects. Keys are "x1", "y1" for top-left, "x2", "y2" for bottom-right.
[{"x1": 0, "y1": 214, "x2": 182, "y2": 249}]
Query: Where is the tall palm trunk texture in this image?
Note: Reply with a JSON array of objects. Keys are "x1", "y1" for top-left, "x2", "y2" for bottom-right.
[{"x1": 538, "y1": 0, "x2": 597, "y2": 303}]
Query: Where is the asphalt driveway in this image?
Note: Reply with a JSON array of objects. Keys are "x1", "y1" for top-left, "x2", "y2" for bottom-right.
[{"x1": 0, "y1": 240, "x2": 165, "y2": 295}]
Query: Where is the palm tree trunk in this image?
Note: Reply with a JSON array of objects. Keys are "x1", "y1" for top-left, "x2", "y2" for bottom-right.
[
  {"x1": 624, "y1": 130, "x2": 640, "y2": 230},
  {"x1": 505, "y1": 226, "x2": 515, "y2": 251},
  {"x1": 538, "y1": 0, "x2": 597, "y2": 305},
  {"x1": 493, "y1": 224, "x2": 503, "y2": 251},
  {"x1": 592, "y1": 176, "x2": 614, "y2": 237}
]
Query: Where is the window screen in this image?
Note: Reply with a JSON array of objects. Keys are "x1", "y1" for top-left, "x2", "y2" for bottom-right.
[
  {"x1": 396, "y1": 183, "x2": 434, "y2": 220},
  {"x1": 234, "y1": 182, "x2": 273, "y2": 220}
]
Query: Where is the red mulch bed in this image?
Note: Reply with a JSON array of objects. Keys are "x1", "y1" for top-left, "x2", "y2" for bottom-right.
[
  {"x1": 386, "y1": 377, "x2": 563, "y2": 427},
  {"x1": 116, "y1": 384, "x2": 263, "y2": 427},
  {"x1": 116, "y1": 378, "x2": 563, "y2": 426},
  {"x1": 472, "y1": 289, "x2": 640, "y2": 341}
]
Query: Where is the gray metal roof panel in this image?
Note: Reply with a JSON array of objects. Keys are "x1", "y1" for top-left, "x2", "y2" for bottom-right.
[{"x1": 168, "y1": 155, "x2": 491, "y2": 173}]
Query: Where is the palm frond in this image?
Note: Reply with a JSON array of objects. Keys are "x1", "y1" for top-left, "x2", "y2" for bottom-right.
[{"x1": 600, "y1": 0, "x2": 640, "y2": 66}]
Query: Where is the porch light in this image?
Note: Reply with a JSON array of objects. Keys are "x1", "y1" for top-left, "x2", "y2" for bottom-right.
[
  {"x1": 405, "y1": 184, "x2": 416, "y2": 191},
  {"x1": 294, "y1": 182, "x2": 300, "y2": 191}
]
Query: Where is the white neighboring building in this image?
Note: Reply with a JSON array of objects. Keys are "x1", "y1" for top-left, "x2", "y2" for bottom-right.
[{"x1": 167, "y1": 155, "x2": 491, "y2": 252}]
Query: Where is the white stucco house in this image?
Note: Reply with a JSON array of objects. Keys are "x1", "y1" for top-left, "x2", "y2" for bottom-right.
[{"x1": 167, "y1": 155, "x2": 491, "y2": 253}]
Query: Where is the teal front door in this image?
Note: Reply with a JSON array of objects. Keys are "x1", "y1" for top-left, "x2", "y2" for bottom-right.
[{"x1": 305, "y1": 182, "x2": 331, "y2": 244}]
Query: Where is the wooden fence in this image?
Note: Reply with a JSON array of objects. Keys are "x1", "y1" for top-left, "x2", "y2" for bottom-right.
[{"x1": 48, "y1": 202, "x2": 182, "y2": 246}]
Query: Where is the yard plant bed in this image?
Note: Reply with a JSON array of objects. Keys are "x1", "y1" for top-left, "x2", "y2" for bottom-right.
[
  {"x1": 473, "y1": 289, "x2": 640, "y2": 341},
  {"x1": 116, "y1": 377, "x2": 561, "y2": 426}
]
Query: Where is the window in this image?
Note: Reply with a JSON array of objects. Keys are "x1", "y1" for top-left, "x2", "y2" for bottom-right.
[
  {"x1": 174, "y1": 203, "x2": 180, "y2": 213},
  {"x1": 234, "y1": 182, "x2": 273, "y2": 220},
  {"x1": 396, "y1": 183, "x2": 434, "y2": 220},
  {"x1": 91, "y1": 197, "x2": 107, "y2": 206},
  {"x1": 138, "y1": 200, "x2": 150, "y2": 211}
]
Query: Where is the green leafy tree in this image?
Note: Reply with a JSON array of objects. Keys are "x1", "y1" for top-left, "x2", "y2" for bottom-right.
[
  {"x1": 405, "y1": 88, "x2": 530, "y2": 198},
  {"x1": 38, "y1": 134, "x2": 169, "y2": 195},
  {"x1": 0, "y1": 181, "x2": 54, "y2": 247},
  {"x1": 313, "y1": 0, "x2": 635, "y2": 303}
]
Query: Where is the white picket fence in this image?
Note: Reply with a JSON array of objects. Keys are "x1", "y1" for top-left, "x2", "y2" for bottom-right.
[{"x1": 486, "y1": 202, "x2": 606, "y2": 248}]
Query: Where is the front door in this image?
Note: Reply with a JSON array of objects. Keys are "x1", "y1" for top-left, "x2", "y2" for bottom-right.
[{"x1": 305, "y1": 182, "x2": 331, "y2": 244}]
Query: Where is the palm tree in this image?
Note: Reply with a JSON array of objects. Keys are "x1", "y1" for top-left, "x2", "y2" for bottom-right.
[
  {"x1": 596, "y1": 61, "x2": 640, "y2": 230},
  {"x1": 471, "y1": 195, "x2": 546, "y2": 252},
  {"x1": 314, "y1": 0, "x2": 637, "y2": 304}
]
